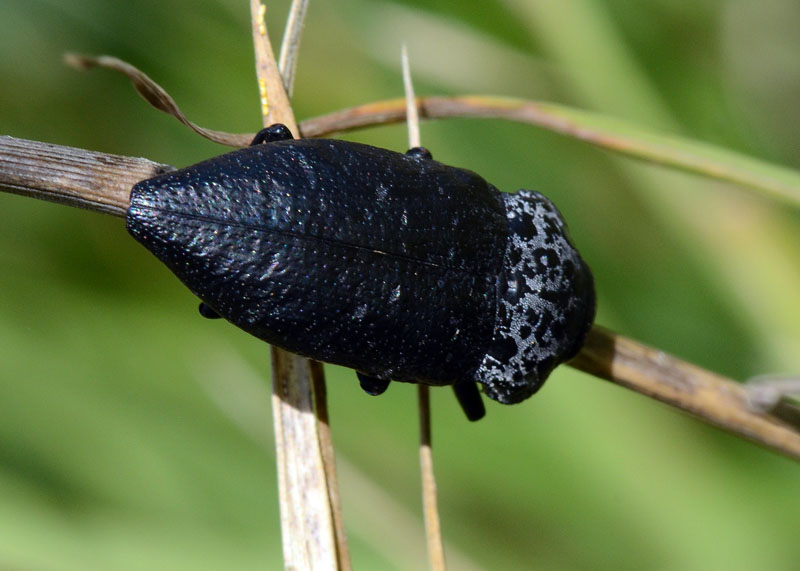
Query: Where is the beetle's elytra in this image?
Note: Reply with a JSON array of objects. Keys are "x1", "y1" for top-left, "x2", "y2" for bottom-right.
[{"x1": 126, "y1": 124, "x2": 595, "y2": 420}]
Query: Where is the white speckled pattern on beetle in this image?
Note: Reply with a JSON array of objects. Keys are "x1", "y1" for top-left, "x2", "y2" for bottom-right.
[{"x1": 476, "y1": 190, "x2": 595, "y2": 404}]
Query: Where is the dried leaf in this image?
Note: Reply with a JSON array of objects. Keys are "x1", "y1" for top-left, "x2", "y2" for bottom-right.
[{"x1": 64, "y1": 53, "x2": 251, "y2": 147}]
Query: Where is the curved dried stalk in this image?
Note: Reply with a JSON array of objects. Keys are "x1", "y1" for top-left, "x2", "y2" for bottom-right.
[
  {"x1": 64, "y1": 54, "x2": 247, "y2": 148},
  {"x1": 61, "y1": 55, "x2": 800, "y2": 208},
  {"x1": 299, "y1": 97, "x2": 800, "y2": 208}
]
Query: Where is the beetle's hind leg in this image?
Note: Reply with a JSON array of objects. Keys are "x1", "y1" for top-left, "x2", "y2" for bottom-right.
[
  {"x1": 453, "y1": 381, "x2": 486, "y2": 421},
  {"x1": 198, "y1": 302, "x2": 222, "y2": 319},
  {"x1": 251, "y1": 124, "x2": 294, "y2": 145},
  {"x1": 356, "y1": 372, "x2": 391, "y2": 396}
]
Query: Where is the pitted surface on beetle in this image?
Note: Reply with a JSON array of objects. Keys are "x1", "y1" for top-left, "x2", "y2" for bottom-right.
[
  {"x1": 127, "y1": 132, "x2": 596, "y2": 420},
  {"x1": 476, "y1": 190, "x2": 595, "y2": 404},
  {"x1": 128, "y1": 139, "x2": 507, "y2": 385}
]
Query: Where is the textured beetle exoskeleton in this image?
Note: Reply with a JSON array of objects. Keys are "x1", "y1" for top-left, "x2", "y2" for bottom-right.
[
  {"x1": 126, "y1": 135, "x2": 595, "y2": 419},
  {"x1": 477, "y1": 190, "x2": 595, "y2": 404}
]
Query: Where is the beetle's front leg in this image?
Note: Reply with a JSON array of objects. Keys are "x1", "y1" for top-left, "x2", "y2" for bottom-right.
[
  {"x1": 356, "y1": 372, "x2": 391, "y2": 396},
  {"x1": 251, "y1": 124, "x2": 294, "y2": 145},
  {"x1": 405, "y1": 146, "x2": 432, "y2": 160},
  {"x1": 453, "y1": 381, "x2": 485, "y2": 421}
]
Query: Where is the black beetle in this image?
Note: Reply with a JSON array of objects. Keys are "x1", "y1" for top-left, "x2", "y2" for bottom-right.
[{"x1": 126, "y1": 124, "x2": 595, "y2": 420}]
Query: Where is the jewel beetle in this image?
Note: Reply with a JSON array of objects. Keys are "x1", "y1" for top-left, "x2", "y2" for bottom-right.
[{"x1": 126, "y1": 124, "x2": 595, "y2": 421}]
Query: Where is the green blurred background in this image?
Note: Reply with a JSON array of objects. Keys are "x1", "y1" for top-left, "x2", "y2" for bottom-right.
[{"x1": 2, "y1": 0, "x2": 800, "y2": 569}]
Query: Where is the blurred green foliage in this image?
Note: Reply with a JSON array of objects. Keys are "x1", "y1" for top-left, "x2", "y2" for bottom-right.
[{"x1": 2, "y1": 1, "x2": 800, "y2": 569}]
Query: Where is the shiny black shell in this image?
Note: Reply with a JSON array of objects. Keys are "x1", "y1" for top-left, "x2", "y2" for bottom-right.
[
  {"x1": 126, "y1": 137, "x2": 595, "y2": 410},
  {"x1": 128, "y1": 140, "x2": 505, "y2": 381}
]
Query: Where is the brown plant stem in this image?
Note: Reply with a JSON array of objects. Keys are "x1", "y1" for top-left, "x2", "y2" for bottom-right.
[
  {"x1": 569, "y1": 327, "x2": 800, "y2": 459},
  {"x1": 0, "y1": 135, "x2": 165, "y2": 216},
  {"x1": 418, "y1": 386, "x2": 446, "y2": 571}
]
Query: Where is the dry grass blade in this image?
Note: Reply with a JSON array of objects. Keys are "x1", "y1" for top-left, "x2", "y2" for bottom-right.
[
  {"x1": 299, "y1": 96, "x2": 800, "y2": 207},
  {"x1": 268, "y1": 349, "x2": 340, "y2": 569},
  {"x1": 402, "y1": 45, "x2": 421, "y2": 150},
  {"x1": 402, "y1": 46, "x2": 446, "y2": 571},
  {"x1": 64, "y1": 54, "x2": 250, "y2": 147},
  {"x1": 418, "y1": 386, "x2": 446, "y2": 571},
  {"x1": 250, "y1": 0, "x2": 296, "y2": 133},
  {"x1": 278, "y1": 0, "x2": 310, "y2": 97},
  {"x1": 248, "y1": 2, "x2": 347, "y2": 570},
  {"x1": 308, "y1": 359, "x2": 351, "y2": 570},
  {"x1": 570, "y1": 327, "x2": 800, "y2": 460}
]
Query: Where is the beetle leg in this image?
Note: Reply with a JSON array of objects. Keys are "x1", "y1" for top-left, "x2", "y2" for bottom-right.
[
  {"x1": 356, "y1": 372, "x2": 391, "y2": 396},
  {"x1": 198, "y1": 302, "x2": 222, "y2": 319},
  {"x1": 453, "y1": 381, "x2": 486, "y2": 421},
  {"x1": 250, "y1": 124, "x2": 294, "y2": 145},
  {"x1": 405, "y1": 146, "x2": 432, "y2": 160}
]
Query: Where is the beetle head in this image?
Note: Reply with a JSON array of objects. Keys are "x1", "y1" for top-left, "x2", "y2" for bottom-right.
[{"x1": 475, "y1": 190, "x2": 595, "y2": 404}]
